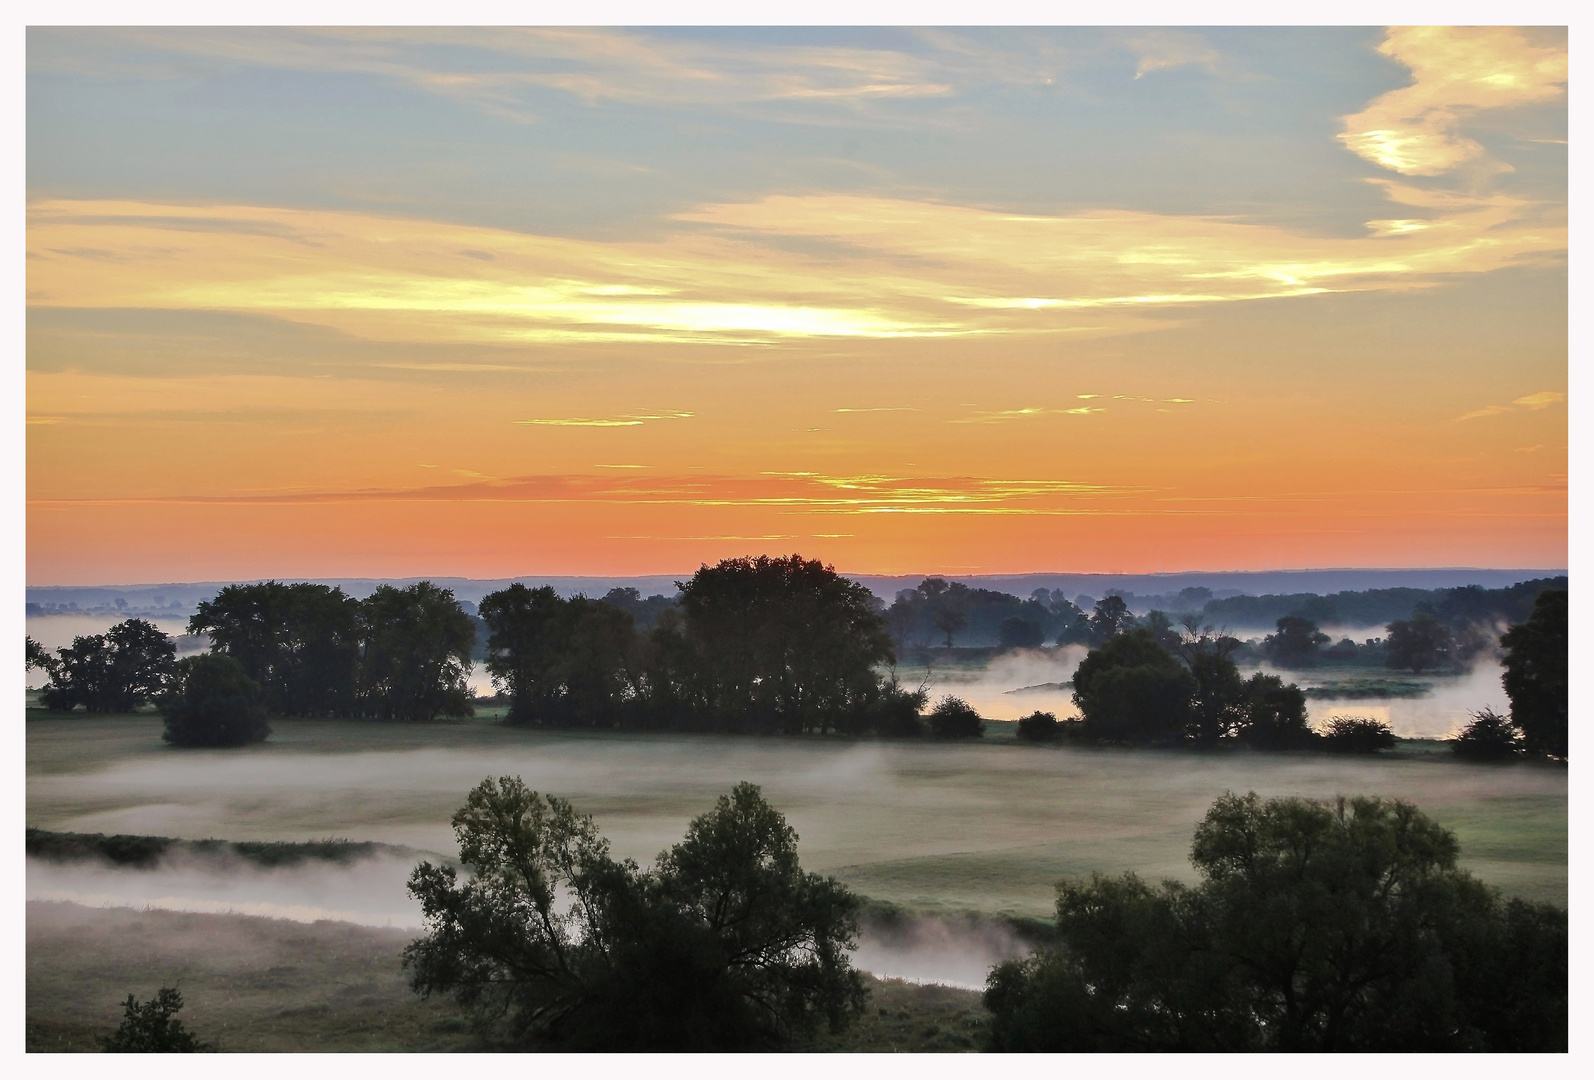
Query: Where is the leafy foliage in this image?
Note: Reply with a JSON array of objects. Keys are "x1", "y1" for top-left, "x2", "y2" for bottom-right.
[
  {"x1": 1071, "y1": 629, "x2": 1196, "y2": 745},
  {"x1": 1318, "y1": 714, "x2": 1396, "y2": 754},
  {"x1": 1385, "y1": 611, "x2": 1455, "y2": 673},
  {"x1": 161, "y1": 653, "x2": 271, "y2": 748},
  {"x1": 1448, "y1": 707, "x2": 1523, "y2": 761},
  {"x1": 35, "y1": 618, "x2": 176, "y2": 713},
  {"x1": 1015, "y1": 710, "x2": 1059, "y2": 742},
  {"x1": 1262, "y1": 615, "x2": 1330, "y2": 668},
  {"x1": 189, "y1": 581, "x2": 360, "y2": 716},
  {"x1": 403, "y1": 778, "x2": 865, "y2": 1050},
  {"x1": 100, "y1": 987, "x2": 215, "y2": 1052},
  {"x1": 985, "y1": 792, "x2": 1567, "y2": 1051},
  {"x1": 355, "y1": 582, "x2": 476, "y2": 721},
  {"x1": 926, "y1": 695, "x2": 984, "y2": 739},
  {"x1": 1500, "y1": 588, "x2": 1567, "y2": 758}
]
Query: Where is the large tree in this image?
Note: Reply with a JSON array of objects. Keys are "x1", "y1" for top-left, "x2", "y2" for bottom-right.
[
  {"x1": 403, "y1": 778, "x2": 865, "y2": 1050},
  {"x1": 189, "y1": 581, "x2": 360, "y2": 717},
  {"x1": 356, "y1": 582, "x2": 476, "y2": 721},
  {"x1": 985, "y1": 792, "x2": 1566, "y2": 1052},
  {"x1": 673, "y1": 555, "x2": 894, "y2": 734},
  {"x1": 1500, "y1": 588, "x2": 1567, "y2": 759},
  {"x1": 35, "y1": 618, "x2": 176, "y2": 713},
  {"x1": 1071, "y1": 629, "x2": 1195, "y2": 745},
  {"x1": 1262, "y1": 615, "x2": 1330, "y2": 668},
  {"x1": 1384, "y1": 611, "x2": 1455, "y2": 673}
]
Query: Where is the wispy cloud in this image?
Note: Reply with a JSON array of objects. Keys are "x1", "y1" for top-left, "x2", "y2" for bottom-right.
[
  {"x1": 515, "y1": 411, "x2": 693, "y2": 427},
  {"x1": 1125, "y1": 30, "x2": 1222, "y2": 79},
  {"x1": 27, "y1": 188, "x2": 1565, "y2": 351},
  {"x1": 1454, "y1": 391, "x2": 1564, "y2": 422},
  {"x1": 952, "y1": 406, "x2": 1104, "y2": 424},
  {"x1": 1339, "y1": 27, "x2": 1566, "y2": 176}
]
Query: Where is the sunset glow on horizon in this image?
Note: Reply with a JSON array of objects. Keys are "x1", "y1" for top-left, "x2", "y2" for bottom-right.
[{"x1": 27, "y1": 26, "x2": 1567, "y2": 584}]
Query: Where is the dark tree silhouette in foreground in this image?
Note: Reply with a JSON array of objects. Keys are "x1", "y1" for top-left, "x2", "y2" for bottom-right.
[
  {"x1": 985, "y1": 792, "x2": 1566, "y2": 1051},
  {"x1": 404, "y1": 778, "x2": 864, "y2": 1050}
]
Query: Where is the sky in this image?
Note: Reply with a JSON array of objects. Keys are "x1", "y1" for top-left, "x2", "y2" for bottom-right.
[{"x1": 25, "y1": 25, "x2": 1568, "y2": 584}]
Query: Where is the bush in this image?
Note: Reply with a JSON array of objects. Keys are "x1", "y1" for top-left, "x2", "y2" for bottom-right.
[
  {"x1": 100, "y1": 987, "x2": 215, "y2": 1052},
  {"x1": 1448, "y1": 708, "x2": 1523, "y2": 761},
  {"x1": 867, "y1": 681, "x2": 928, "y2": 737},
  {"x1": 1319, "y1": 714, "x2": 1395, "y2": 754},
  {"x1": 161, "y1": 654, "x2": 271, "y2": 748},
  {"x1": 1015, "y1": 711, "x2": 1059, "y2": 743},
  {"x1": 927, "y1": 695, "x2": 984, "y2": 739}
]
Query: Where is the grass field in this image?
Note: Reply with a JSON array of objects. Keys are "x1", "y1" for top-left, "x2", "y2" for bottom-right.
[
  {"x1": 27, "y1": 710, "x2": 1564, "y2": 1051},
  {"x1": 27, "y1": 712, "x2": 1566, "y2": 915}
]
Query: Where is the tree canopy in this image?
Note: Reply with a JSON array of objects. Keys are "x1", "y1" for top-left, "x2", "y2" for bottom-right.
[
  {"x1": 403, "y1": 777, "x2": 865, "y2": 1050},
  {"x1": 985, "y1": 791, "x2": 1566, "y2": 1051},
  {"x1": 161, "y1": 653, "x2": 271, "y2": 748},
  {"x1": 1500, "y1": 588, "x2": 1567, "y2": 759},
  {"x1": 354, "y1": 582, "x2": 476, "y2": 721},
  {"x1": 33, "y1": 618, "x2": 176, "y2": 713},
  {"x1": 189, "y1": 581, "x2": 359, "y2": 717}
]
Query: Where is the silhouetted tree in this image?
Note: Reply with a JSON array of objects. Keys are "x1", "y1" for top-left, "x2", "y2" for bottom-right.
[
  {"x1": 985, "y1": 791, "x2": 1567, "y2": 1051},
  {"x1": 404, "y1": 778, "x2": 865, "y2": 1050},
  {"x1": 1449, "y1": 707, "x2": 1523, "y2": 762},
  {"x1": 356, "y1": 582, "x2": 475, "y2": 721},
  {"x1": 26, "y1": 635, "x2": 52, "y2": 674},
  {"x1": 101, "y1": 987, "x2": 215, "y2": 1052},
  {"x1": 1016, "y1": 710, "x2": 1059, "y2": 742},
  {"x1": 1319, "y1": 714, "x2": 1396, "y2": 754},
  {"x1": 36, "y1": 619, "x2": 176, "y2": 713},
  {"x1": 1088, "y1": 596, "x2": 1134, "y2": 645},
  {"x1": 479, "y1": 583, "x2": 570, "y2": 724},
  {"x1": 998, "y1": 617, "x2": 1045, "y2": 650},
  {"x1": 1500, "y1": 589, "x2": 1567, "y2": 758},
  {"x1": 189, "y1": 582, "x2": 359, "y2": 717},
  {"x1": 1262, "y1": 615, "x2": 1330, "y2": 668},
  {"x1": 927, "y1": 695, "x2": 984, "y2": 739},
  {"x1": 1385, "y1": 612, "x2": 1454, "y2": 673},
  {"x1": 161, "y1": 653, "x2": 271, "y2": 748},
  {"x1": 1235, "y1": 673, "x2": 1314, "y2": 749},
  {"x1": 671, "y1": 555, "x2": 894, "y2": 734},
  {"x1": 1072, "y1": 630, "x2": 1195, "y2": 745}
]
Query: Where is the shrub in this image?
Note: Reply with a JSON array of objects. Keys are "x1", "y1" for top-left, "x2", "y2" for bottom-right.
[
  {"x1": 927, "y1": 695, "x2": 984, "y2": 739},
  {"x1": 1319, "y1": 714, "x2": 1395, "y2": 754},
  {"x1": 100, "y1": 987, "x2": 215, "y2": 1052},
  {"x1": 161, "y1": 654, "x2": 271, "y2": 748},
  {"x1": 1448, "y1": 708, "x2": 1523, "y2": 762},
  {"x1": 1015, "y1": 711, "x2": 1059, "y2": 742}
]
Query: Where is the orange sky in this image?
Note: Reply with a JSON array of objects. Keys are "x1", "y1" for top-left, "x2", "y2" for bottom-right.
[{"x1": 26, "y1": 26, "x2": 1567, "y2": 583}]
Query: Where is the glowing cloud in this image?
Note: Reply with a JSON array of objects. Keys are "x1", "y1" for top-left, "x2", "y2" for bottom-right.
[
  {"x1": 1339, "y1": 26, "x2": 1567, "y2": 175},
  {"x1": 27, "y1": 189, "x2": 1565, "y2": 351},
  {"x1": 516, "y1": 411, "x2": 693, "y2": 427}
]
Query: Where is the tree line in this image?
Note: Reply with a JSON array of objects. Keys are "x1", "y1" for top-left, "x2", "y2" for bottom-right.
[{"x1": 25, "y1": 559, "x2": 1565, "y2": 759}]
